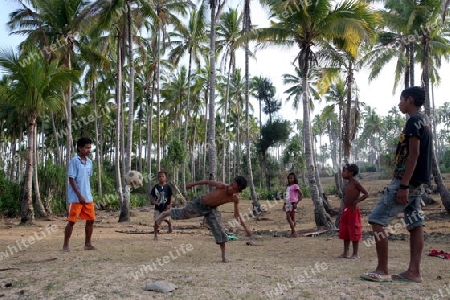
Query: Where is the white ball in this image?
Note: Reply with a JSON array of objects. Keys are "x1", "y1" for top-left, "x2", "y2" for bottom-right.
[{"x1": 125, "y1": 170, "x2": 143, "y2": 188}]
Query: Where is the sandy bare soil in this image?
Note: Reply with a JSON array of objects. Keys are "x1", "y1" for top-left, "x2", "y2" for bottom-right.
[{"x1": 1, "y1": 175, "x2": 450, "y2": 300}]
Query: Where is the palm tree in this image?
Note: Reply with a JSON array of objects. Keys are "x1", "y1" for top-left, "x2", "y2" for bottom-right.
[
  {"x1": 416, "y1": 0, "x2": 450, "y2": 212},
  {"x1": 0, "y1": 48, "x2": 78, "y2": 224},
  {"x1": 8, "y1": 0, "x2": 112, "y2": 216},
  {"x1": 168, "y1": 3, "x2": 208, "y2": 195},
  {"x1": 243, "y1": 0, "x2": 261, "y2": 214},
  {"x1": 250, "y1": 76, "x2": 275, "y2": 136},
  {"x1": 207, "y1": 1, "x2": 226, "y2": 182},
  {"x1": 257, "y1": 0, "x2": 377, "y2": 228},
  {"x1": 216, "y1": 7, "x2": 243, "y2": 181},
  {"x1": 150, "y1": 0, "x2": 194, "y2": 170},
  {"x1": 282, "y1": 64, "x2": 321, "y2": 112}
]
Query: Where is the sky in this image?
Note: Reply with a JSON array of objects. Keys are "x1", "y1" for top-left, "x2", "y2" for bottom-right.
[
  {"x1": 236, "y1": 1, "x2": 450, "y2": 120},
  {"x1": 1, "y1": 0, "x2": 449, "y2": 123}
]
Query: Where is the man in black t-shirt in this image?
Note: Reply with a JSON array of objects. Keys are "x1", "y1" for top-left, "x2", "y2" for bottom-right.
[
  {"x1": 149, "y1": 171, "x2": 173, "y2": 233},
  {"x1": 361, "y1": 86, "x2": 432, "y2": 284}
]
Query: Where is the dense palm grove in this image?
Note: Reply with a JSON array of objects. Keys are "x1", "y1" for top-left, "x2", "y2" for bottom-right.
[{"x1": 0, "y1": 0, "x2": 450, "y2": 226}]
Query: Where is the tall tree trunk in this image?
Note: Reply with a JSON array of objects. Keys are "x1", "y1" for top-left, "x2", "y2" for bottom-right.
[
  {"x1": 422, "y1": 34, "x2": 450, "y2": 211},
  {"x1": 236, "y1": 112, "x2": 241, "y2": 175},
  {"x1": 20, "y1": 115, "x2": 36, "y2": 225},
  {"x1": 119, "y1": 2, "x2": 135, "y2": 222},
  {"x1": 300, "y1": 53, "x2": 329, "y2": 228},
  {"x1": 92, "y1": 81, "x2": 103, "y2": 199},
  {"x1": 138, "y1": 118, "x2": 142, "y2": 171},
  {"x1": 409, "y1": 44, "x2": 415, "y2": 87},
  {"x1": 222, "y1": 59, "x2": 232, "y2": 181},
  {"x1": 9, "y1": 131, "x2": 17, "y2": 182},
  {"x1": 33, "y1": 124, "x2": 47, "y2": 217},
  {"x1": 343, "y1": 61, "x2": 353, "y2": 163},
  {"x1": 156, "y1": 22, "x2": 162, "y2": 170},
  {"x1": 182, "y1": 48, "x2": 194, "y2": 197},
  {"x1": 146, "y1": 71, "x2": 155, "y2": 184},
  {"x1": 50, "y1": 113, "x2": 61, "y2": 165},
  {"x1": 207, "y1": 1, "x2": 222, "y2": 182},
  {"x1": 244, "y1": 0, "x2": 260, "y2": 213},
  {"x1": 115, "y1": 31, "x2": 124, "y2": 211},
  {"x1": 64, "y1": 48, "x2": 74, "y2": 215}
]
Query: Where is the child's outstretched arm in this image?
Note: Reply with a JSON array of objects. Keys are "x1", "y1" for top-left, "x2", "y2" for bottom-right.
[{"x1": 233, "y1": 200, "x2": 252, "y2": 237}]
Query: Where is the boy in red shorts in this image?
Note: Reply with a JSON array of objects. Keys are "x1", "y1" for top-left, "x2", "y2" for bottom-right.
[{"x1": 338, "y1": 163, "x2": 368, "y2": 259}]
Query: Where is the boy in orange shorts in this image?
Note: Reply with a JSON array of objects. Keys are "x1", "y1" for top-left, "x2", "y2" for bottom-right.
[
  {"x1": 62, "y1": 137, "x2": 97, "y2": 252},
  {"x1": 338, "y1": 163, "x2": 368, "y2": 259}
]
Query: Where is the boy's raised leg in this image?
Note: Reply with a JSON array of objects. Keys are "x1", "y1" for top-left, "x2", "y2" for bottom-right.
[{"x1": 154, "y1": 211, "x2": 171, "y2": 240}]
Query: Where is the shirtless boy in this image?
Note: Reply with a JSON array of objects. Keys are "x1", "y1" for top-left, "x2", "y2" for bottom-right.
[
  {"x1": 338, "y1": 163, "x2": 369, "y2": 259},
  {"x1": 154, "y1": 176, "x2": 252, "y2": 262}
]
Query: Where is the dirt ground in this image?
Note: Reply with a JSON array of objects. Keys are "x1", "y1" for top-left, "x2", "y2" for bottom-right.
[{"x1": 1, "y1": 174, "x2": 450, "y2": 300}]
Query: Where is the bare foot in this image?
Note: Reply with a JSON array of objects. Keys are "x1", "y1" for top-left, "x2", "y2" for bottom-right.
[
  {"x1": 338, "y1": 254, "x2": 349, "y2": 258},
  {"x1": 62, "y1": 246, "x2": 70, "y2": 252},
  {"x1": 349, "y1": 254, "x2": 360, "y2": 259},
  {"x1": 287, "y1": 233, "x2": 299, "y2": 238},
  {"x1": 392, "y1": 272, "x2": 423, "y2": 283},
  {"x1": 167, "y1": 227, "x2": 173, "y2": 234},
  {"x1": 84, "y1": 245, "x2": 97, "y2": 250},
  {"x1": 222, "y1": 257, "x2": 230, "y2": 263}
]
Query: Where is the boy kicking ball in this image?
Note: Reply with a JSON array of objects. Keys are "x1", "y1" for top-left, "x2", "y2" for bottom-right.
[{"x1": 154, "y1": 176, "x2": 252, "y2": 262}]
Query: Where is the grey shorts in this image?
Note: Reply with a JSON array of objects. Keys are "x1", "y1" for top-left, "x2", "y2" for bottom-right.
[
  {"x1": 368, "y1": 179, "x2": 424, "y2": 231},
  {"x1": 171, "y1": 197, "x2": 229, "y2": 244}
]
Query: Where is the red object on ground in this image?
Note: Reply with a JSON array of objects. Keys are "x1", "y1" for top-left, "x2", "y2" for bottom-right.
[{"x1": 428, "y1": 249, "x2": 450, "y2": 259}]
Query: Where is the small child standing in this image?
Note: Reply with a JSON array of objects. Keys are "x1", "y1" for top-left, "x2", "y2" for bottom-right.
[
  {"x1": 149, "y1": 171, "x2": 173, "y2": 234},
  {"x1": 283, "y1": 173, "x2": 303, "y2": 238},
  {"x1": 338, "y1": 164, "x2": 369, "y2": 259}
]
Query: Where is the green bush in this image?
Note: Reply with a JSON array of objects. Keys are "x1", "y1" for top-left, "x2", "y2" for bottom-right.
[
  {"x1": 324, "y1": 184, "x2": 338, "y2": 196},
  {"x1": 94, "y1": 193, "x2": 119, "y2": 210},
  {"x1": 37, "y1": 162, "x2": 66, "y2": 215},
  {"x1": 300, "y1": 183, "x2": 310, "y2": 198},
  {"x1": 93, "y1": 192, "x2": 148, "y2": 210},
  {"x1": 0, "y1": 172, "x2": 21, "y2": 217},
  {"x1": 131, "y1": 194, "x2": 148, "y2": 208}
]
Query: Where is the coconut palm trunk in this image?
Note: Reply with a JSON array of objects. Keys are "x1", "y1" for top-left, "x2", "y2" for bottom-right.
[
  {"x1": 182, "y1": 48, "x2": 194, "y2": 197},
  {"x1": 207, "y1": 0, "x2": 223, "y2": 181},
  {"x1": 243, "y1": 0, "x2": 261, "y2": 214},
  {"x1": 21, "y1": 114, "x2": 36, "y2": 224},
  {"x1": 422, "y1": 34, "x2": 450, "y2": 212},
  {"x1": 115, "y1": 32, "x2": 124, "y2": 210},
  {"x1": 343, "y1": 61, "x2": 353, "y2": 163},
  {"x1": 92, "y1": 81, "x2": 102, "y2": 199},
  {"x1": 119, "y1": 2, "x2": 135, "y2": 222},
  {"x1": 33, "y1": 124, "x2": 47, "y2": 217},
  {"x1": 300, "y1": 54, "x2": 329, "y2": 228}
]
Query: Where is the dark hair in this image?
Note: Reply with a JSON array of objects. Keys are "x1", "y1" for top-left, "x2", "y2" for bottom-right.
[
  {"x1": 158, "y1": 171, "x2": 168, "y2": 176},
  {"x1": 76, "y1": 137, "x2": 92, "y2": 152},
  {"x1": 287, "y1": 172, "x2": 298, "y2": 185},
  {"x1": 344, "y1": 163, "x2": 359, "y2": 177},
  {"x1": 233, "y1": 176, "x2": 247, "y2": 191},
  {"x1": 401, "y1": 86, "x2": 425, "y2": 107}
]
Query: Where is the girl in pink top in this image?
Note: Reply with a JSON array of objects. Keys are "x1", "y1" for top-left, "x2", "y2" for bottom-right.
[{"x1": 282, "y1": 173, "x2": 303, "y2": 237}]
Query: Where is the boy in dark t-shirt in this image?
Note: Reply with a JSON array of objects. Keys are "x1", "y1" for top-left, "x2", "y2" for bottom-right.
[
  {"x1": 361, "y1": 86, "x2": 432, "y2": 284},
  {"x1": 149, "y1": 171, "x2": 173, "y2": 233}
]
